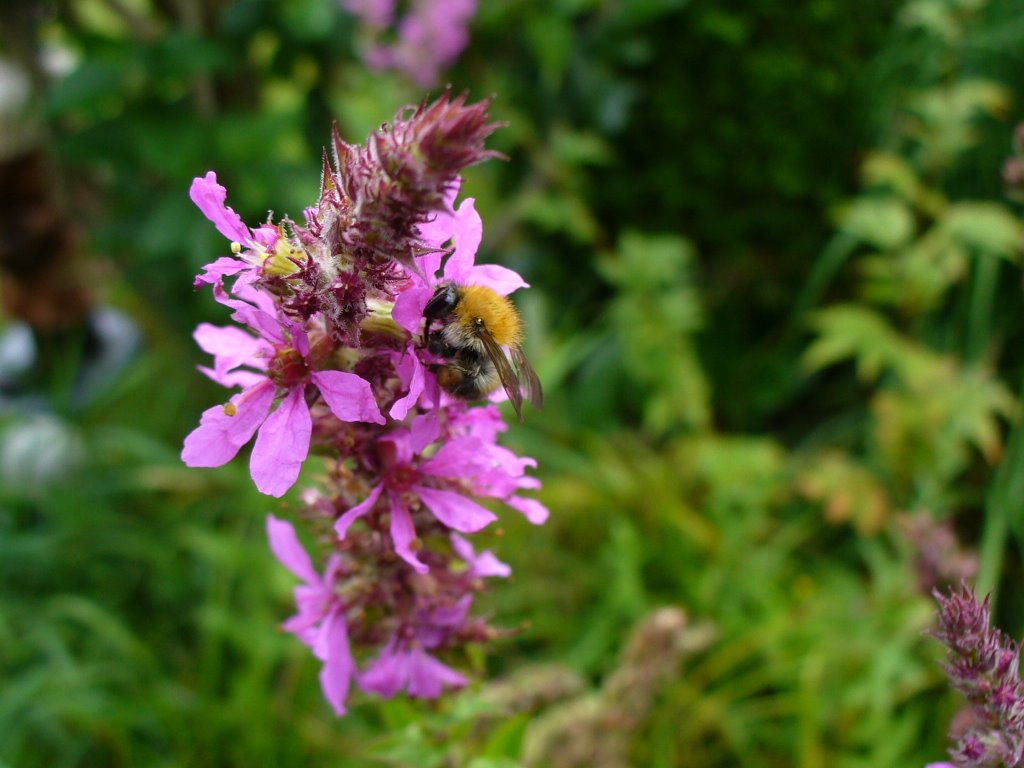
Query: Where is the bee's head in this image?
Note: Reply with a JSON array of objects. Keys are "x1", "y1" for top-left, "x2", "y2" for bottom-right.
[{"x1": 423, "y1": 283, "x2": 460, "y2": 321}]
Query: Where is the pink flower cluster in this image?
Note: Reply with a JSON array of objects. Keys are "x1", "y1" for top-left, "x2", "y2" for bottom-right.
[
  {"x1": 342, "y1": 0, "x2": 476, "y2": 88},
  {"x1": 181, "y1": 93, "x2": 546, "y2": 714}
]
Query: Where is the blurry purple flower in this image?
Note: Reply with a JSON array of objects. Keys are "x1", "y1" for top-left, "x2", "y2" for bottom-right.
[
  {"x1": 899, "y1": 511, "x2": 978, "y2": 594},
  {"x1": 344, "y1": 0, "x2": 477, "y2": 88},
  {"x1": 342, "y1": 0, "x2": 394, "y2": 28},
  {"x1": 267, "y1": 515, "x2": 355, "y2": 715},
  {"x1": 391, "y1": 0, "x2": 477, "y2": 88},
  {"x1": 359, "y1": 640, "x2": 468, "y2": 698},
  {"x1": 360, "y1": 597, "x2": 473, "y2": 698}
]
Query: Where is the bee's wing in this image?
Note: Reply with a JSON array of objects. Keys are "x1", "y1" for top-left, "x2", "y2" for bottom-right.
[
  {"x1": 510, "y1": 344, "x2": 543, "y2": 411},
  {"x1": 478, "y1": 327, "x2": 525, "y2": 421}
]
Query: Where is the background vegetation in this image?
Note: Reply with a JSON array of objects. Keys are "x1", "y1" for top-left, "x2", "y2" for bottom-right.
[{"x1": 3, "y1": 0, "x2": 1024, "y2": 765}]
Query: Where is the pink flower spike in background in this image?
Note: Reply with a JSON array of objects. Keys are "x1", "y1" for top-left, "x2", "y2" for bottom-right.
[
  {"x1": 343, "y1": 0, "x2": 477, "y2": 87},
  {"x1": 182, "y1": 93, "x2": 546, "y2": 716}
]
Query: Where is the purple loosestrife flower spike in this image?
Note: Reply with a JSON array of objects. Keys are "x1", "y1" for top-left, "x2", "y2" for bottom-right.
[
  {"x1": 932, "y1": 583, "x2": 1024, "y2": 767},
  {"x1": 183, "y1": 93, "x2": 547, "y2": 716},
  {"x1": 343, "y1": 0, "x2": 477, "y2": 88}
]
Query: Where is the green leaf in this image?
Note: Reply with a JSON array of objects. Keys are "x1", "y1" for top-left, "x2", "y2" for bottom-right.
[
  {"x1": 941, "y1": 202, "x2": 1023, "y2": 262},
  {"x1": 803, "y1": 305, "x2": 930, "y2": 383},
  {"x1": 835, "y1": 197, "x2": 915, "y2": 249}
]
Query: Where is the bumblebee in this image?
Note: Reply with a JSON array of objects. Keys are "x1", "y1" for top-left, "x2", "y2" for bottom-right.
[{"x1": 422, "y1": 283, "x2": 543, "y2": 421}]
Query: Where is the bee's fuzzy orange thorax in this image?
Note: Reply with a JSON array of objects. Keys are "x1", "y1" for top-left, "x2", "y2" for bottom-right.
[{"x1": 455, "y1": 285, "x2": 522, "y2": 346}]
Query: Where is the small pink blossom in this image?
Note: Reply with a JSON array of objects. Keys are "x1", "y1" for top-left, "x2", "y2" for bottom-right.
[
  {"x1": 267, "y1": 515, "x2": 356, "y2": 715},
  {"x1": 359, "y1": 641, "x2": 468, "y2": 699},
  {"x1": 360, "y1": 597, "x2": 473, "y2": 698},
  {"x1": 182, "y1": 293, "x2": 384, "y2": 497},
  {"x1": 335, "y1": 429, "x2": 498, "y2": 572}
]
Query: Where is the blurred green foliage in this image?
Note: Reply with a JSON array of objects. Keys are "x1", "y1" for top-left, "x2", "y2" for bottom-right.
[{"x1": 4, "y1": 0, "x2": 1024, "y2": 765}]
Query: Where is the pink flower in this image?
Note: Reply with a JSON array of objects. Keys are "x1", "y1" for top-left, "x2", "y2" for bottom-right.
[
  {"x1": 359, "y1": 641, "x2": 468, "y2": 699},
  {"x1": 392, "y1": 195, "x2": 527, "y2": 335},
  {"x1": 334, "y1": 429, "x2": 498, "y2": 572},
  {"x1": 392, "y1": 0, "x2": 476, "y2": 88},
  {"x1": 182, "y1": 292, "x2": 384, "y2": 497},
  {"x1": 267, "y1": 515, "x2": 355, "y2": 715},
  {"x1": 359, "y1": 597, "x2": 472, "y2": 698},
  {"x1": 353, "y1": 0, "x2": 477, "y2": 88},
  {"x1": 445, "y1": 405, "x2": 549, "y2": 524}
]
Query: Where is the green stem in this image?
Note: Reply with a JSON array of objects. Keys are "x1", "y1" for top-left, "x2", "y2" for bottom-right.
[
  {"x1": 976, "y1": 374, "x2": 1024, "y2": 603},
  {"x1": 965, "y1": 254, "x2": 999, "y2": 365},
  {"x1": 783, "y1": 231, "x2": 859, "y2": 344}
]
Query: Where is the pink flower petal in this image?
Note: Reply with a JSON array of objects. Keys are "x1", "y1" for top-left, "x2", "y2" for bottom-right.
[
  {"x1": 252, "y1": 225, "x2": 278, "y2": 249},
  {"x1": 317, "y1": 607, "x2": 354, "y2": 716},
  {"x1": 407, "y1": 648, "x2": 467, "y2": 698},
  {"x1": 190, "y1": 172, "x2": 251, "y2": 243},
  {"x1": 335, "y1": 483, "x2": 384, "y2": 539},
  {"x1": 282, "y1": 583, "x2": 329, "y2": 641},
  {"x1": 410, "y1": 411, "x2": 441, "y2": 453},
  {"x1": 311, "y1": 371, "x2": 384, "y2": 424},
  {"x1": 292, "y1": 323, "x2": 310, "y2": 358},
  {"x1": 427, "y1": 594, "x2": 473, "y2": 630},
  {"x1": 420, "y1": 438, "x2": 492, "y2": 478},
  {"x1": 193, "y1": 256, "x2": 248, "y2": 288},
  {"x1": 250, "y1": 386, "x2": 312, "y2": 497},
  {"x1": 389, "y1": 495, "x2": 429, "y2": 573},
  {"x1": 181, "y1": 380, "x2": 275, "y2": 467},
  {"x1": 416, "y1": 181, "x2": 460, "y2": 247},
  {"x1": 266, "y1": 514, "x2": 321, "y2": 586},
  {"x1": 389, "y1": 350, "x2": 425, "y2": 420},
  {"x1": 441, "y1": 199, "x2": 482, "y2": 282},
  {"x1": 194, "y1": 323, "x2": 266, "y2": 383},
  {"x1": 415, "y1": 485, "x2": 496, "y2": 533},
  {"x1": 467, "y1": 263, "x2": 529, "y2": 295},
  {"x1": 505, "y1": 495, "x2": 549, "y2": 525},
  {"x1": 392, "y1": 286, "x2": 433, "y2": 334},
  {"x1": 197, "y1": 366, "x2": 265, "y2": 389},
  {"x1": 214, "y1": 286, "x2": 285, "y2": 345},
  {"x1": 359, "y1": 643, "x2": 406, "y2": 698},
  {"x1": 450, "y1": 533, "x2": 511, "y2": 578}
]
